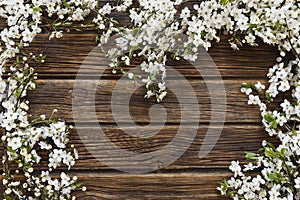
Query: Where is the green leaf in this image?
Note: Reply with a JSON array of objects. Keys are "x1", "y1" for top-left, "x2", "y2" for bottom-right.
[
  {"x1": 73, "y1": 181, "x2": 83, "y2": 188},
  {"x1": 270, "y1": 120, "x2": 277, "y2": 129},
  {"x1": 83, "y1": 23, "x2": 95, "y2": 28},
  {"x1": 111, "y1": 19, "x2": 119, "y2": 25},
  {"x1": 6, "y1": 146, "x2": 15, "y2": 153},
  {"x1": 268, "y1": 172, "x2": 284, "y2": 183},
  {"x1": 263, "y1": 114, "x2": 277, "y2": 129},
  {"x1": 95, "y1": 35, "x2": 100, "y2": 42},
  {"x1": 28, "y1": 21, "x2": 37, "y2": 27},
  {"x1": 227, "y1": 190, "x2": 235, "y2": 196},
  {"x1": 23, "y1": 163, "x2": 32, "y2": 169},
  {"x1": 63, "y1": 22, "x2": 73, "y2": 26},
  {"x1": 264, "y1": 147, "x2": 278, "y2": 159},
  {"x1": 245, "y1": 152, "x2": 259, "y2": 160},
  {"x1": 32, "y1": 156, "x2": 37, "y2": 162},
  {"x1": 54, "y1": 22, "x2": 62, "y2": 27},
  {"x1": 4, "y1": 193, "x2": 14, "y2": 200},
  {"x1": 119, "y1": 27, "x2": 125, "y2": 32},
  {"x1": 15, "y1": 159, "x2": 21, "y2": 164},
  {"x1": 292, "y1": 128, "x2": 297, "y2": 136},
  {"x1": 63, "y1": 0, "x2": 70, "y2": 8},
  {"x1": 33, "y1": 7, "x2": 42, "y2": 12},
  {"x1": 263, "y1": 114, "x2": 273, "y2": 122},
  {"x1": 241, "y1": 82, "x2": 257, "y2": 91},
  {"x1": 265, "y1": 92, "x2": 271, "y2": 103},
  {"x1": 221, "y1": 179, "x2": 228, "y2": 191},
  {"x1": 280, "y1": 148, "x2": 287, "y2": 156},
  {"x1": 220, "y1": 0, "x2": 229, "y2": 5}
]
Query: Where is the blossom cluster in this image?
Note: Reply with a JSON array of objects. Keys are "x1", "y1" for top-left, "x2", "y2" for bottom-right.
[
  {"x1": 0, "y1": 0, "x2": 99, "y2": 199},
  {"x1": 219, "y1": 62, "x2": 300, "y2": 199},
  {"x1": 98, "y1": 0, "x2": 298, "y2": 102},
  {"x1": 98, "y1": 0, "x2": 300, "y2": 102},
  {"x1": 216, "y1": 0, "x2": 300, "y2": 199},
  {"x1": 0, "y1": 0, "x2": 98, "y2": 69},
  {"x1": 1, "y1": 54, "x2": 82, "y2": 199},
  {"x1": 219, "y1": 57, "x2": 300, "y2": 199}
]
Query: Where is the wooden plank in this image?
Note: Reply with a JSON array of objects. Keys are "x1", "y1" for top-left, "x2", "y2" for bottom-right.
[
  {"x1": 1, "y1": 125, "x2": 278, "y2": 170},
  {"x1": 27, "y1": 79, "x2": 265, "y2": 123},
  {"x1": 72, "y1": 173, "x2": 231, "y2": 200},
  {"x1": 67, "y1": 124, "x2": 277, "y2": 171},
  {"x1": 18, "y1": 34, "x2": 277, "y2": 79},
  {"x1": 0, "y1": 173, "x2": 231, "y2": 200}
]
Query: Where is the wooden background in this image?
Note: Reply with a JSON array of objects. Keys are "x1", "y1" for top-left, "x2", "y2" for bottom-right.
[{"x1": 1, "y1": 2, "x2": 280, "y2": 199}]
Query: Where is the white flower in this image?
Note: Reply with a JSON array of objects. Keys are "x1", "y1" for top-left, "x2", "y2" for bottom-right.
[
  {"x1": 145, "y1": 90, "x2": 154, "y2": 98},
  {"x1": 41, "y1": 171, "x2": 51, "y2": 182},
  {"x1": 48, "y1": 149, "x2": 66, "y2": 169},
  {"x1": 255, "y1": 81, "x2": 265, "y2": 91},
  {"x1": 5, "y1": 188, "x2": 12, "y2": 194},
  {"x1": 72, "y1": 8, "x2": 84, "y2": 21},
  {"x1": 276, "y1": 68, "x2": 288, "y2": 80},
  {"x1": 295, "y1": 177, "x2": 300, "y2": 189},
  {"x1": 60, "y1": 172, "x2": 71, "y2": 186},
  {"x1": 158, "y1": 82, "x2": 166, "y2": 92},
  {"x1": 39, "y1": 141, "x2": 52, "y2": 150},
  {"x1": 3, "y1": 179, "x2": 8, "y2": 185},
  {"x1": 21, "y1": 28, "x2": 34, "y2": 42},
  {"x1": 55, "y1": 31, "x2": 63, "y2": 38},
  {"x1": 269, "y1": 185, "x2": 281, "y2": 199},
  {"x1": 62, "y1": 152, "x2": 75, "y2": 169},
  {"x1": 7, "y1": 137, "x2": 22, "y2": 150},
  {"x1": 280, "y1": 99, "x2": 290, "y2": 111},
  {"x1": 100, "y1": 3, "x2": 112, "y2": 15},
  {"x1": 99, "y1": 23, "x2": 105, "y2": 30},
  {"x1": 128, "y1": 72, "x2": 134, "y2": 79},
  {"x1": 241, "y1": 87, "x2": 252, "y2": 95},
  {"x1": 236, "y1": 15, "x2": 249, "y2": 31},
  {"x1": 180, "y1": 7, "x2": 190, "y2": 19},
  {"x1": 245, "y1": 33, "x2": 256, "y2": 45},
  {"x1": 278, "y1": 80, "x2": 290, "y2": 92},
  {"x1": 248, "y1": 95, "x2": 260, "y2": 105},
  {"x1": 0, "y1": 80, "x2": 6, "y2": 93},
  {"x1": 229, "y1": 161, "x2": 242, "y2": 177},
  {"x1": 157, "y1": 91, "x2": 167, "y2": 103}
]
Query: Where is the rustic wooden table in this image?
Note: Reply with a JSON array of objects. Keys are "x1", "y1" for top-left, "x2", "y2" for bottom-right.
[{"x1": 0, "y1": 5, "x2": 279, "y2": 199}]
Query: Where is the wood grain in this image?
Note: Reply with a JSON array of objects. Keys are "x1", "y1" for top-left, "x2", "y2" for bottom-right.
[
  {"x1": 2, "y1": 124, "x2": 278, "y2": 171},
  {"x1": 57, "y1": 124, "x2": 278, "y2": 171},
  {"x1": 0, "y1": 173, "x2": 232, "y2": 200},
  {"x1": 72, "y1": 173, "x2": 232, "y2": 200},
  {"x1": 27, "y1": 79, "x2": 266, "y2": 123}
]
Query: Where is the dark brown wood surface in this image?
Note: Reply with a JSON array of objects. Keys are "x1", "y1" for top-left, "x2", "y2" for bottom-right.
[{"x1": 0, "y1": 14, "x2": 280, "y2": 200}]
